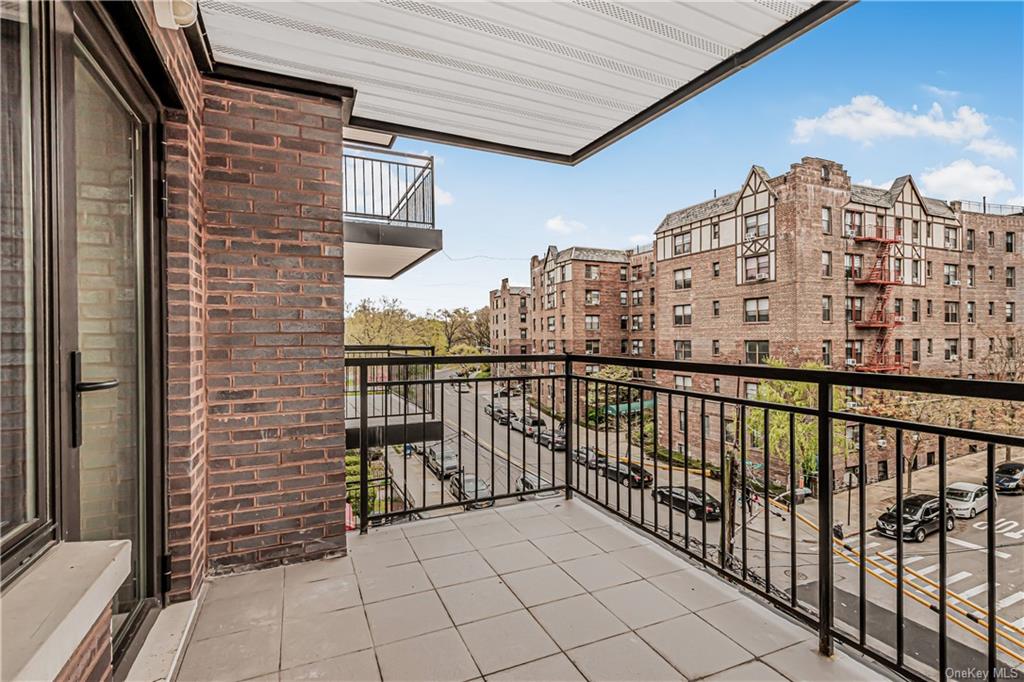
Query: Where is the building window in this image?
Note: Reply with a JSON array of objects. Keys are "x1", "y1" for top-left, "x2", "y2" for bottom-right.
[
  {"x1": 585, "y1": 315, "x2": 600, "y2": 331},
  {"x1": 944, "y1": 339, "x2": 959, "y2": 361},
  {"x1": 912, "y1": 338, "x2": 921, "y2": 362},
  {"x1": 845, "y1": 340, "x2": 864, "y2": 365},
  {"x1": 585, "y1": 339, "x2": 601, "y2": 354},
  {"x1": 620, "y1": 339, "x2": 628, "y2": 354},
  {"x1": 585, "y1": 290, "x2": 600, "y2": 305},
  {"x1": 674, "y1": 267, "x2": 692, "y2": 289},
  {"x1": 843, "y1": 210, "x2": 863, "y2": 237},
  {"x1": 631, "y1": 264, "x2": 641, "y2": 281},
  {"x1": 966, "y1": 229, "x2": 975, "y2": 251},
  {"x1": 712, "y1": 340, "x2": 720, "y2": 356},
  {"x1": 585, "y1": 264, "x2": 599, "y2": 280},
  {"x1": 630, "y1": 315, "x2": 642, "y2": 331},
  {"x1": 547, "y1": 316, "x2": 555, "y2": 331},
  {"x1": 845, "y1": 296, "x2": 864, "y2": 322},
  {"x1": 1007, "y1": 267, "x2": 1016, "y2": 288},
  {"x1": 822, "y1": 296, "x2": 832, "y2": 322},
  {"x1": 712, "y1": 300, "x2": 720, "y2": 317},
  {"x1": 630, "y1": 340, "x2": 644, "y2": 355},
  {"x1": 894, "y1": 339, "x2": 904, "y2": 364},
  {"x1": 943, "y1": 264, "x2": 959, "y2": 286},
  {"x1": 1007, "y1": 302, "x2": 1016, "y2": 323},
  {"x1": 988, "y1": 231, "x2": 995, "y2": 248},
  {"x1": 894, "y1": 298, "x2": 903, "y2": 316},
  {"x1": 560, "y1": 314, "x2": 566, "y2": 330},
  {"x1": 927, "y1": 261, "x2": 933, "y2": 279},
  {"x1": 650, "y1": 287, "x2": 655, "y2": 304},
  {"x1": 712, "y1": 261, "x2": 720, "y2": 277},
  {"x1": 966, "y1": 301, "x2": 975, "y2": 323},
  {"x1": 619, "y1": 290, "x2": 627, "y2": 305},
  {"x1": 967, "y1": 338, "x2": 975, "y2": 360},
  {"x1": 821, "y1": 251, "x2": 832, "y2": 277},
  {"x1": 967, "y1": 264, "x2": 975, "y2": 287},
  {"x1": 944, "y1": 226, "x2": 959, "y2": 250},
  {"x1": 744, "y1": 340, "x2": 770, "y2": 364},
  {"x1": 822, "y1": 339, "x2": 832, "y2": 365},
  {"x1": 744, "y1": 297, "x2": 769, "y2": 322},
  {"x1": 744, "y1": 212, "x2": 769, "y2": 240},
  {"x1": 650, "y1": 313, "x2": 656, "y2": 330},
  {"x1": 988, "y1": 301, "x2": 995, "y2": 316},
  {"x1": 1007, "y1": 232, "x2": 1016, "y2": 253},
  {"x1": 927, "y1": 299, "x2": 933, "y2": 316},
  {"x1": 673, "y1": 304, "x2": 692, "y2": 326},
  {"x1": 632, "y1": 289, "x2": 642, "y2": 305},
  {"x1": 674, "y1": 375, "x2": 693, "y2": 391},
  {"x1": 988, "y1": 265, "x2": 995, "y2": 281},
  {"x1": 911, "y1": 299, "x2": 920, "y2": 322},
  {"x1": 821, "y1": 207, "x2": 832, "y2": 234},
  {"x1": 712, "y1": 222, "x2": 720, "y2": 241},
  {"x1": 944, "y1": 301, "x2": 959, "y2": 323},
  {"x1": 928, "y1": 338, "x2": 933, "y2": 355},
  {"x1": 619, "y1": 265, "x2": 627, "y2": 281},
  {"x1": 673, "y1": 231, "x2": 692, "y2": 255},
  {"x1": 673, "y1": 340, "x2": 693, "y2": 360},
  {"x1": 844, "y1": 253, "x2": 863, "y2": 279},
  {"x1": 619, "y1": 314, "x2": 627, "y2": 330},
  {"x1": 713, "y1": 378, "x2": 721, "y2": 393},
  {"x1": 744, "y1": 255, "x2": 770, "y2": 282}
]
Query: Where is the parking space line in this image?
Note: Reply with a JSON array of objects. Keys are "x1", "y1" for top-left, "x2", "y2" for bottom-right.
[{"x1": 996, "y1": 592, "x2": 1024, "y2": 610}]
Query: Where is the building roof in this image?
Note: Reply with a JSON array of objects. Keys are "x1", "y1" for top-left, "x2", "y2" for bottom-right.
[
  {"x1": 558, "y1": 246, "x2": 630, "y2": 264},
  {"x1": 655, "y1": 191, "x2": 740, "y2": 233},
  {"x1": 850, "y1": 176, "x2": 956, "y2": 219}
]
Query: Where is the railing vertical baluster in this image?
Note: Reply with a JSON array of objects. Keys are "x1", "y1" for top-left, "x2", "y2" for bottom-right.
[
  {"x1": 719, "y1": 403, "x2": 726, "y2": 570},
  {"x1": 669, "y1": 393, "x2": 676, "y2": 540},
  {"x1": 700, "y1": 398, "x2": 706, "y2": 561},
  {"x1": 763, "y1": 406, "x2": 770, "y2": 595},
  {"x1": 358, "y1": 364, "x2": 369, "y2": 534},
  {"x1": 789, "y1": 411, "x2": 797, "y2": 608},
  {"x1": 857, "y1": 422, "x2": 866, "y2": 647},
  {"x1": 816, "y1": 381, "x2": 833, "y2": 656},
  {"x1": 740, "y1": 404, "x2": 747, "y2": 581},
  {"x1": 652, "y1": 391, "x2": 658, "y2": 533},
  {"x1": 639, "y1": 387, "x2": 645, "y2": 527},
  {"x1": 938, "y1": 435, "x2": 948, "y2": 678},
  {"x1": 564, "y1": 357, "x2": 573, "y2": 499},
  {"x1": 986, "y1": 442, "x2": 997, "y2": 679},
  {"x1": 895, "y1": 428, "x2": 905, "y2": 668}
]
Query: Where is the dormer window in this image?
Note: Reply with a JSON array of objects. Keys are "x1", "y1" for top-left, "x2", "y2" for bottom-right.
[{"x1": 821, "y1": 165, "x2": 830, "y2": 181}]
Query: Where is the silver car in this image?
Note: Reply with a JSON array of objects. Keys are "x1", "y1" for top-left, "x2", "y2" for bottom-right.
[{"x1": 945, "y1": 482, "x2": 989, "y2": 518}]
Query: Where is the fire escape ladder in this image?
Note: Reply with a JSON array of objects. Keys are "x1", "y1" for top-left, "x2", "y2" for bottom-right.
[{"x1": 855, "y1": 232, "x2": 904, "y2": 372}]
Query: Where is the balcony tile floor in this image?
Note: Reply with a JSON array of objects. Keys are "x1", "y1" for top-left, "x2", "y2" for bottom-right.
[{"x1": 177, "y1": 498, "x2": 889, "y2": 681}]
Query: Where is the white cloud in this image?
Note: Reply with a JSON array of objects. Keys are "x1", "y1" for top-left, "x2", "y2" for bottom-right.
[
  {"x1": 627, "y1": 233, "x2": 649, "y2": 245},
  {"x1": 1007, "y1": 196, "x2": 1024, "y2": 207},
  {"x1": 965, "y1": 137, "x2": 1017, "y2": 159},
  {"x1": 922, "y1": 84, "x2": 960, "y2": 98},
  {"x1": 792, "y1": 95, "x2": 990, "y2": 145},
  {"x1": 856, "y1": 178, "x2": 892, "y2": 190},
  {"x1": 435, "y1": 186, "x2": 455, "y2": 206},
  {"x1": 919, "y1": 159, "x2": 1015, "y2": 201},
  {"x1": 544, "y1": 215, "x2": 587, "y2": 234}
]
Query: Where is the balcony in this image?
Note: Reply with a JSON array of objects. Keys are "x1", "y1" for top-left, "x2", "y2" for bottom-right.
[
  {"x1": 343, "y1": 146, "x2": 443, "y2": 279},
  {"x1": 178, "y1": 353, "x2": 1022, "y2": 681}
]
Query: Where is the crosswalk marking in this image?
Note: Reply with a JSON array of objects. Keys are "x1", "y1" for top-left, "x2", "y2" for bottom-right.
[
  {"x1": 949, "y1": 537, "x2": 1011, "y2": 559},
  {"x1": 1013, "y1": 616, "x2": 1024, "y2": 628},
  {"x1": 955, "y1": 584, "x2": 990, "y2": 601},
  {"x1": 914, "y1": 564, "x2": 939, "y2": 576},
  {"x1": 996, "y1": 592, "x2": 1024, "y2": 610},
  {"x1": 923, "y1": 571, "x2": 972, "y2": 592}
]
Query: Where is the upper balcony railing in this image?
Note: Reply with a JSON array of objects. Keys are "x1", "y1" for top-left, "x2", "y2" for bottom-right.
[
  {"x1": 343, "y1": 145, "x2": 435, "y2": 230},
  {"x1": 953, "y1": 200, "x2": 1024, "y2": 216}
]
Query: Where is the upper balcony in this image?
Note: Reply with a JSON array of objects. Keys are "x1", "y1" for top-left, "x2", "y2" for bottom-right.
[{"x1": 343, "y1": 145, "x2": 443, "y2": 279}]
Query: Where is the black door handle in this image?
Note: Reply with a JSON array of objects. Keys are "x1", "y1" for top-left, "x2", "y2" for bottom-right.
[{"x1": 70, "y1": 351, "x2": 120, "y2": 447}]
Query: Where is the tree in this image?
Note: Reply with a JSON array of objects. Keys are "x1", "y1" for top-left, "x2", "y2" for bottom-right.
[
  {"x1": 584, "y1": 364, "x2": 634, "y2": 428},
  {"x1": 468, "y1": 307, "x2": 491, "y2": 350},
  {"x1": 345, "y1": 297, "x2": 413, "y2": 345},
  {"x1": 746, "y1": 359, "x2": 850, "y2": 486},
  {"x1": 978, "y1": 330, "x2": 1024, "y2": 462},
  {"x1": 434, "y1": 307, "x2": 473, "y2": 350}
]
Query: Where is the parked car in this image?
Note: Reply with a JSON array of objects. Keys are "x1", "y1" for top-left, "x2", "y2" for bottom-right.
[
  {"x1": 426, "y1": 446, "x2": 460, "y2": 478},
  {"x1": 510, "y1": 414, "x2": 546, "y2": 437},
  {"x1": 601, "y1": 461, "x2": 653, "y2": 488},
  {"x1": 534, "y1": 427, "x2": 566, "y2": 450},
  {"x1": 572, "y1": 447, "x2": 608, "y2": 470},
  {"x1": 451, "y1": 381, "x2": 471, "y2": 393},
  {"x1": 652, "y1": 486, "x2": 721, "y2": 520},
  {"x1": 875, "y1": 494, "x2": 955, "y2": 542},
  {"x1": 515, "y1": 472, "x2": 560, "y2": 500},
  {"x1": 450, "y1": 472, "x2": 494, "y2": 509},
  {"x1": 945, "y1": 482, "x2": 989, "y2": 518},
  {"x1": 484, "y1": 403, "x2": 517, "y2": 425},
  {"x1": 493, "y1": 386, "x2": 521, "y2": 399},
  {"x1": 404, "y1": 442, "x2": 430, "y2": 457},
  {"x1": 992, "y1": 462, "x2": 1024, "y2": 495}
]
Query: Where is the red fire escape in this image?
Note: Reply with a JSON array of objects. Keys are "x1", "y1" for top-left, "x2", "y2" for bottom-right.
[{"x1": 852, "y1": 224, "x2": 904, "y2": 372}]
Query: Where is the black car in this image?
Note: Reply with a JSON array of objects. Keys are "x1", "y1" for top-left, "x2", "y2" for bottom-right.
[
  {"x1": 601, "y1": 461, "x2": 654, "y2": 488},
  {"x1": 572, "y1": 447, "x2": 608, "y2": 470},
  {"x1": 653, "y1": 486, "x2": 721, "y2": 520},
  {"x1": 993, "y1": 462, "x2": 1024, "y2": 495},
  {"x1": 875, "y1": 494, "x2": 955, "y2": 543},
  {"x1": 535, "y1": 427, "x2": 566, "y2": 450},
  {"x1": 449, "y1": 472, "x2": 494, "y2": 509}
]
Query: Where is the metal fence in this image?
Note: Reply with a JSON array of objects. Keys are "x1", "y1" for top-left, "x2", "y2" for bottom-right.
[
  {"x1": 956, "y1": 200, "x2": 1024, "y2": 216},
  {"x1": 348, "y1": 351, "x2": 1024, "y2": 680},
  {"x1": 345, "y1": 345, "x2": 435, "y2": 420},
  {"x1": 343, "y1": 145, "x2": 435, "y2": 229}
]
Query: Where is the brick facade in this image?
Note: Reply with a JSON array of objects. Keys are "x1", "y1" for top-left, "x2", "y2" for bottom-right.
[
  {"x1": 489, "y1": 277, "x2": 531, "y2": 355},
  {"x1": 55, "y1": 605, "x2": 113, "y2": 682},
  {"x1": 201, "y1": 79, "x2": 346, "y2": 572}
]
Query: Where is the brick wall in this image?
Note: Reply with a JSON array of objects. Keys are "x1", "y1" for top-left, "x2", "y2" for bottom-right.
[
  {"x1": 136, "y1": 0, "x2": 209, "y2": 603},
  {"x1": 201, "y1": 79, "x2": 346, "y2": 572},
  {"x1": 55, "y1": 605, "x2": 113, "y2": 682}
]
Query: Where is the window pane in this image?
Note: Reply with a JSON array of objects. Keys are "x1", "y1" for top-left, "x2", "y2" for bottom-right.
[{"x1": 1, "y1": 4, "x2": 37, "y2": 541}]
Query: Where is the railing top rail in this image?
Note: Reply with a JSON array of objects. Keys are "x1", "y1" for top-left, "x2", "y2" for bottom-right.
[
  {"x1": 345, "y1": 344, "x2": 435, "y2": 353},
  {"x1": 344, "y1": 352, "x2": 1024, "y2": 402},
  {"x1": 344, "y1": 144, "x2": 433, "y2": 165}
]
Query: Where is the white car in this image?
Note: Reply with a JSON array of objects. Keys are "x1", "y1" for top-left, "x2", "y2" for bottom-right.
[{"x1": 945, "y1": 482, "x2": 989, "y2": 519}]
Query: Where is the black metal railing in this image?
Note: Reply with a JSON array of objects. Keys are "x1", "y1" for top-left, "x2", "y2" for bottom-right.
[
  {"x1": 348, "y1": 352, "x2": 1024, "y2": 681},
  {"x1": 345, "y1": 345, "x2": 435, "y2": 419},
  {"x1": 343, "y1": 145, "x2": 435, "y2": 229}
]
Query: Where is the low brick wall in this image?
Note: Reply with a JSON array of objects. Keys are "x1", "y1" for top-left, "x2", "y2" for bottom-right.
[{"x1": 55, "y1": 605, "x2": 112, "y2": 682}]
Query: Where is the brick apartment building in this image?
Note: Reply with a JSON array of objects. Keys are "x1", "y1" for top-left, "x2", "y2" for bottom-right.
[
  {"x1": 496, "y1": 157, "x2": 1022, "y2": 481},
  {"x1": 488, "y1": 278, "x2": 532, "y2": 356}
]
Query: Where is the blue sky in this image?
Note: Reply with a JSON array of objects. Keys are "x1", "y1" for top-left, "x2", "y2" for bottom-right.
[{"x1": 347, "y1": 1, "x2": 1024, "y2": 314}]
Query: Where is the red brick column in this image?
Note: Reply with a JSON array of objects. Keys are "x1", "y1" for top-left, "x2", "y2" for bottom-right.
[
  {"x1": 55, "y1": 605, "x2": 113, "y2": 682},
  {"x1": 201, "y1": 79, "x2": 346, "y2": 571}
]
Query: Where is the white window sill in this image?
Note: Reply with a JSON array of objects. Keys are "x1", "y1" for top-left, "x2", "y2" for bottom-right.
[{"x1": 2, "y1": 540, "x2": 130, "y2": 682}]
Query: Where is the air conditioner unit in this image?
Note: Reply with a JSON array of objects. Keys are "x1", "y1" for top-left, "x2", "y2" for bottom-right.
[
  {"x1": 952, "y1": 280, "x2": 961, "y2": 286},
  {"x1": 845, "y1": 229, "x2": 858, "y2": 238},
  {"x1": 756, "y1": 273, "x2": 770, "y2": 281},
  {"x1": 949, "y1": 354, "x2": 959, "y2": 361},
  {"x1": 845, "y1": 358, "x2": 858, "y2": 366},
  {"x1": 744, "y1": 233, "x2": 759, "y2": 242},
  {"x1": 846, "y1": 400, "x2": 861, "y2": 409},
  {"x1": 894, "y1": 315, "x2": 906, "y2": 323}
]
